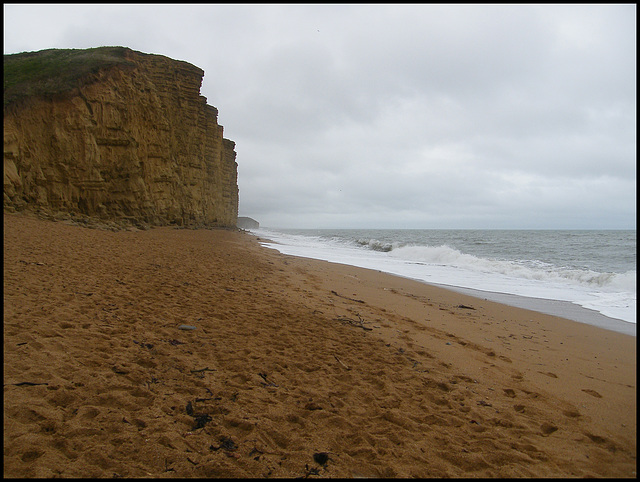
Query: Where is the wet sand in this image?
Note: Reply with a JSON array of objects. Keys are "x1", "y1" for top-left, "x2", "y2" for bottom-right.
[
  {"x1": 3, "y1": 212, "x2": 636, "y2": 478},
  {"x1": 441, "y1": 285, "x2": 636, "y2": 336}
]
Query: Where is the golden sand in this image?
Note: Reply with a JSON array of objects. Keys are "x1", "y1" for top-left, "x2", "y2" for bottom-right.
[{"x1": 3, "y1": 213, "x2": 636, "y2": 477}]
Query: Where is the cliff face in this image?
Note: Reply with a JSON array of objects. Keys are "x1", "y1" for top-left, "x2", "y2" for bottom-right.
[{"x1": 3, "y1": 47, "x2": 238, "y2": 227}]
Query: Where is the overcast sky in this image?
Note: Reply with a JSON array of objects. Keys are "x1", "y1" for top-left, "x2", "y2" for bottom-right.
[{"x1": 4, "y1": 4, "x2": 636, "y2": 229}]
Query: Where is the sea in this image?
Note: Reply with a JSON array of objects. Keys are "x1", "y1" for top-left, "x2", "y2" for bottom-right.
[{"x1": 247, "y1": 228, "x2": 636, "y2": 336}]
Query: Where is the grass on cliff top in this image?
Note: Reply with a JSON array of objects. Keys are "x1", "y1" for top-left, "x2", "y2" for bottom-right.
[{"x1": 3, "y1": 46, "x2": 136, "y2": 109}]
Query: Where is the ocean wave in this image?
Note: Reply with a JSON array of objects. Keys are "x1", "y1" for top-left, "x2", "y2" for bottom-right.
[
  {"x1": 387, "y1": 244, "x2": 636, "y2": 293},
  {"x1": 355, "y1": 238, "x2": 396, "y2": 252},
  {"x1": 255, "y1": 229, "x2": 635, "y2": 324},
  {"x1": 607, "y1": 270, "x2": 636, "y2": 293}
]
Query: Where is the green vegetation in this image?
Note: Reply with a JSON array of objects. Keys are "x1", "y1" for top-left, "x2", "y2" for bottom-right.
[{"x1": 3, "y1": 46, "x2": 135, "y2": 109}]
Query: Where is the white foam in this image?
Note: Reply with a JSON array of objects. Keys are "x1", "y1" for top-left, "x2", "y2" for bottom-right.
[{"x1": 251, "y1": 228, "x2": 636, "y2": 326}]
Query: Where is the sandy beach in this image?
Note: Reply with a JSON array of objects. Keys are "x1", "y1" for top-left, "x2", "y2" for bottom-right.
[{"x1": 3, "y1": 212, "x2": 636, "y2": 478}]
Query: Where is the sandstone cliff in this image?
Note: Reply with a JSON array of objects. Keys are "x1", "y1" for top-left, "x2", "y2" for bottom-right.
[{"x1": 4, "y1": 47, "x2": 238, "y2": 227}]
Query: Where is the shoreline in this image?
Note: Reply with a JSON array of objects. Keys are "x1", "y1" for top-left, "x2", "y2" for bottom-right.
[
  {"x1": 431, "y1": 283, "x2": 636, "y2": 337},
  {"x1": 253, "y1": 233, "x2": 636, "y2": 336},
  {"x1": 4, "y1": 213, "x2": 636, "y2": 478}
]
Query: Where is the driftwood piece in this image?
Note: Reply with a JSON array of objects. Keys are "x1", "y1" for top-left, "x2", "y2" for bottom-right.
[
  {"x1": 335, "y1": 315, "x2": 373, "y2": 331},
  {"x1": 258, "y1": 372, "x2": 278, "y2": 387},
  {"x1": 334, "y1": 355, "x2": 351, "y2": 370}
]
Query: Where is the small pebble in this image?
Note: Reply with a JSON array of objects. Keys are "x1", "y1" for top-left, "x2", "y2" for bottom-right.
[{"x1": 179, "y1": 325, "x2": 197, "y2": 330}]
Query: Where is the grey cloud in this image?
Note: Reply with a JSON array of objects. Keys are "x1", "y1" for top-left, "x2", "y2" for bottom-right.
[{"x1": 3, "y1": 4, "x2": 635, "y2": 229}]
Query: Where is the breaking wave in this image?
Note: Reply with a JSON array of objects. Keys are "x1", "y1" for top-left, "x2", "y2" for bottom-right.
[
  {"x1": 359, "y1": 241, "x2": 635, "y2": 293},
  {"x1": 253, "y1": 228, "x2": 635, "y2": 325},
  {"x1": 355, "y1": 238, "x2": 396, "y2": 252}
]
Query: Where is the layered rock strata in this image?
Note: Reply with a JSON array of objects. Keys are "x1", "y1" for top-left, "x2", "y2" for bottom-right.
[{"x1": 4, "y1": 47, "x2": 238, "y2": 227}]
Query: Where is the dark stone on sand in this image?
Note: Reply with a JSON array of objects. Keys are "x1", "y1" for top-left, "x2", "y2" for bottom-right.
[
  {"x1": 192, "y1": 414, "x2": 212, "y2": 430},
  {"x1": 313, "y1": 452, "x2": 330, "y2": 466}
]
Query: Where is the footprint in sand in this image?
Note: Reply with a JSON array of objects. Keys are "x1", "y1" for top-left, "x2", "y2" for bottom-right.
[
  {"x1": 21, "y1": 450, "x2": 44, "y2": 462},
  {"x1": 581, "y1": 389, "x2": 602, "y2": 398},
  {"x1": 562, "y1": 409, "x2": 581, "y2": 418},
  {"x1": 540, "y1": 422, "x2": 558, "y2": 436},
  {"x1": 503, "y1": 388, "x2": 516, "y2": 398},
  {"x1": 585, "y1": 432, "x2": 610, "y2": 444},
  {"x1": 538, "y1": 371, "x2": 558, "y2": 378}
]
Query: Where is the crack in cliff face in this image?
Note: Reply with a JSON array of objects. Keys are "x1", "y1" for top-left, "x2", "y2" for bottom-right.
[{"x1": 3, "y1": 47, "x2": 239, "y2": 228}]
